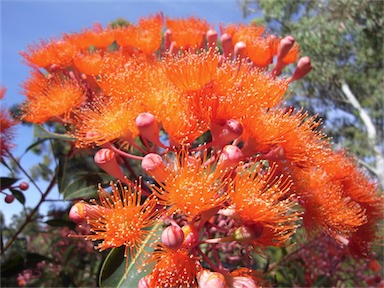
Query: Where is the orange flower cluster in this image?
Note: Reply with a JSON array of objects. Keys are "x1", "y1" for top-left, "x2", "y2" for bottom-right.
[{"x1": 19, "y1": 14, "x2": 382, "y2": 287}]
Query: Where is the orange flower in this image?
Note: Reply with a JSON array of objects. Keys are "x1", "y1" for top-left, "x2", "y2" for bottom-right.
[
  {"x1": 166, "y1": 16, "x2": 210, "y2": 49},
  {"x1": 224, "y1": 24, "x2": 264, "y2": 46},
  {"x1": 20, "y1": 38, "x2": 78, "y2": 69},
  {"x1": 231, "y1": 164, "x2": 301, "y2": 247},
  {"x1": 292, "y1": 167, "x2": 367, "y2": 237},
  {"x1": 73, "y1": 50, "x2": 105, "y2": 76},
  {"x1": 71, "y1": 182, "x2": 160, "y2": 268},
  {"x1": 146, "y1": 246, "x2": 201, "y2": 288},
  {"x1": 21, "y1": 71, "x2": 86, "y2": 123},
  {"x1": 0, "y1": 87, "x2": 18, "y2": 157},
  {"x1": 149, "y1": 150, "x2": 231, "y2": 219},
  {"x1": 96, "y1": 54, "x2": 151, "y2": 100},
  {"x1": 246, "y1": 35, "x2": 279, "y2": 67},
  {"x1": 72, "y1": 96, "x2": 139, "y2": 147},
  {"x1": 242, "y1": 108, "x2": 332, "y2": 167},
  {"x1": 162, "y1": 50, "x2": 219, "y2": 92},
  {"x1": 115, "y1": 14, "x2": 163, "y2": 54},
  {"x1": 66, "y1": 23, "x2": 115, "y2": 49}
]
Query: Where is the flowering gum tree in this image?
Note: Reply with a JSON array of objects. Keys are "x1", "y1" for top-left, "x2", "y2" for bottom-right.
[{"x1": 17, "y1": 13, "x2": 383, "y2": 287}]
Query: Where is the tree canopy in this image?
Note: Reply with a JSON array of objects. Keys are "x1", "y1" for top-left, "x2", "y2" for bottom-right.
[{"x1": 241, "y1": 0, "x2": 384, "y2": 186}]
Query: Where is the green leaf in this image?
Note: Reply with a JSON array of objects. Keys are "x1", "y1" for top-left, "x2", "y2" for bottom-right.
[
  {"x1": 10, "y1": 188, "x2": 26, "y2": 205},
  {"x1": 0, "y1": 177, "x2": 19, "y2": 189},
  {"x1": 99, "y1": 222, "x2": 163, "y2": 288},
  {"x1": 62, "y1": 172, "x2": 114, "y2": 200},
  {"x1": 23, "y1": 138, "x2": 48, "y2": 154},
  {"x1": 45, "y1": 219, "x2": 76, "y2": 229},
  {"x1": 34, "y1": 124, "x2": 74, "y2": 141}
]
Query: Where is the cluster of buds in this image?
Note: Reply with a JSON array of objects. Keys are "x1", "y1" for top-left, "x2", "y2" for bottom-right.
[{"x1": 18, "y1": 13, "x2": 382, "y2": 287}]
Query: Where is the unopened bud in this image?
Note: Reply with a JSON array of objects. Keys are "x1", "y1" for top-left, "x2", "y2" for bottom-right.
[
  {"x1": 272, "y1": 36, "x2": 296, "y2": 76},
  {"x1": 141, "y1": 153, "x2": 169, "y2": 183},
  {"x1": 164, "y1": 29, "x2": 172, "y2": 51},
  {"x1": 162, "y1": 225, "x2": 184, "y2": 250},
  {"x1": 211, "y1": 119, "x2": 243, "y2": 149},
  {"x1": 206, "y1": 29, "x2": 218, "y2": 49},
  {"x1": 220, "y1": 33, "x2": 233, "y2": 58},
  {"x1": 137, "y1": 275, "x2": 151, "y2": 288},
  {"x1": 289, "y1": 56, "x2": 312, "y2": 82},
  {"x1": 19, "y1": 182, "x2": 29, "y2": 191},
  {"x1": 234, "y1": 223, "x2": 264, "y2": 243},
  {"x1": 277, "y1": 36, "x2": 295, "y2": 62},
  {"x1": 197, "y1": 269, "x2": 227, "y2": 288},
  {"x1": 94, "y1": 149, "x2": 126, "y2": 182},
  {"x1": 4, "y1": 194, "x2": 15, "y2": 204},
  {"x1": 69, "y1": 202, "x2": 105, "y2": 224},
  {"x1": 234, "y1": 41, "x2": 247, "y2": 60},
  {"x1": 218, "y1": 145, "x2": 244, "y2": 171},
  {"x1": 135, "y1": 112, "x2": 165, "y2": 148},
  {"x1": 69, "y1": 202, "x2": 88, "y2": 224},
  {"x1": 261, "y1": 146, "x2": 285, "y2": 161},
  {"x1": 182, "y1": 224, "x2": 199, "y2": 249},
  {"x1": 231, "y1": 276, "x2": 258, "y2": 288}
]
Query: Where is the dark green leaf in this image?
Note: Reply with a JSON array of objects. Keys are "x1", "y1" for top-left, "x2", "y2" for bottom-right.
[
  {"x1": 10, "y1": 188, "x2": 26, "y2": 205},
  {"x1": 45, "y1": 219, "x2": 76, "y2": 229},
  {"x1": 99, "y1": 222, "x2": 163, "y2": 288},
  {"x1": 1, "y1": 177, "x2": 19, "y2": 189},
  {"x1": 34, "y1": 124, "x2": 74, "y2": 141},
  {"x1": 23, "y1": 138, "x2": 48, "y2": 154},
  {"x1": 62, "y1": 172, "x2": 113, "y2": 200}
]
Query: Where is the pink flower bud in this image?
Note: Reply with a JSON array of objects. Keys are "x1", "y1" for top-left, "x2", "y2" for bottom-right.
[
  {"x1": 289, "y1": 56, "x2": 312, "y2": 82},
  {"x1": 211, "y1": 119, "x2": 243, "y2": 149},
  {"x1": 19, "y1": 182, "x2": 29, "y2": 191},
  {"x1": 141, "y1": 153, "x2": 169, "y2": 183},
  {"x1": 234, "y1": 41, "x2": 247, "y2": 60},
  {"x1": 161, "y1": 225, "x2": 184, "y2": 250},
  {"x1": 135, "y1": 112, "x2": 165, "y2": 148},
  {"x1": 197, "y1": 269, "x2": 227, "y2": 288},
  {"x1": 69, "y1": 202, "x2": 106, "y2": 224},
  {"x1": 69, "y1": 202, "x2": 87, "y2": 224},
  {"x1": 272, "y1": 36, "x2": 295, "y2": 76},
  {"x1": 164, "y1": 29, "x2": 172, "y2": 51},
  {"x1": 206, "y1": 29, "x2": 218, "y2": 49},
  {"x1": 218, "y1": 145, "x2": 244, "y2": 171},
  {"x1": 231, "y1": 276, "x2": 258, "y2": 288},
  {"x1": 220, "y1": 33, "x2": 233, "y2": 58},
  {"x1": 182, "y1": 224, "x2": 200, "y2": 249},
  {"x1": 94, "y1": 149, "x2": 126, "y2": 182},
  {"x1": 277, "y1": 36, "x2": 295, "y2": 62},
  {"x1": 4, "y1": 194, "x2": 15, "y2": 204},
  {"x1": 233, "y1": 223, "x2": 264, "y2": 243},
  {"x1": 261, "y1": 146, "x2": 285, "y2": 161},
  {"x1": 137, "y1": 275, "x2": 151, "y2": 288}
]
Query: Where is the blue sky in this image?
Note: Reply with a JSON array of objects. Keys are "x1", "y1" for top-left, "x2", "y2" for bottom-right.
[{"x1": 0, "y1": 1, "x2": 255, "y2": 224}]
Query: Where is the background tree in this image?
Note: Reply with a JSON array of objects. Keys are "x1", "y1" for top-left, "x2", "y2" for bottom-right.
[{"x1": 241, "y1": 0, "x2": 384, "y2": 187}]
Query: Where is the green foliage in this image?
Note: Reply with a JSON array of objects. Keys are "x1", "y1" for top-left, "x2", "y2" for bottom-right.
[{"x1": 99, "y1": 222, "x2": 163, "y2": 288}]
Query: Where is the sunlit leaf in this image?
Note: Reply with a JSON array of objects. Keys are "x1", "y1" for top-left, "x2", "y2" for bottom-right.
[
  {"x1": 34, "y1": 124, "x2": 74, "y2": 141},
  {"x1": 62, "y1": 172, "x2": 114, "y2": 200},
  {"x1": 99, "y1": 222, "x2": 163, "y2": 288}
]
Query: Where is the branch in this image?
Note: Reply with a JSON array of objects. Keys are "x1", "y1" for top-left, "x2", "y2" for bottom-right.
[{"x1": 340, "y1": 80, "x2": 384, "y2": 188}]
